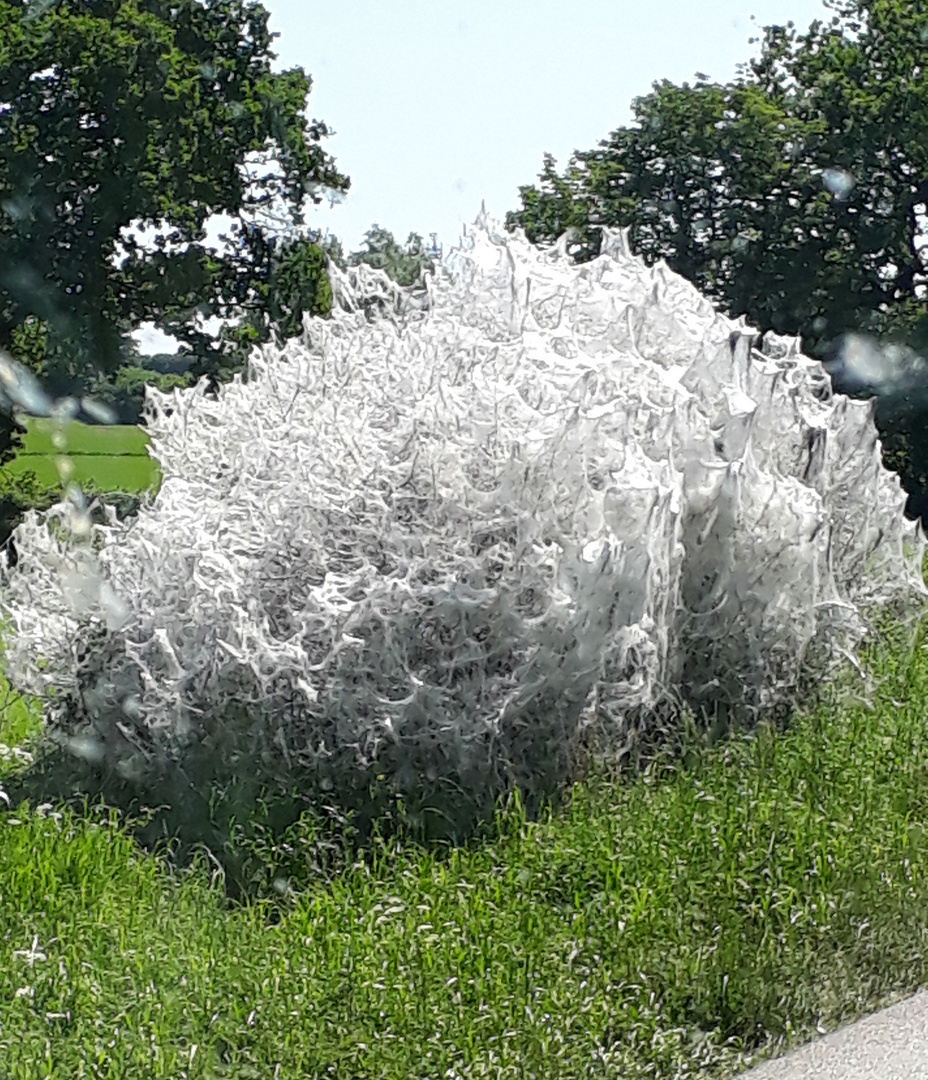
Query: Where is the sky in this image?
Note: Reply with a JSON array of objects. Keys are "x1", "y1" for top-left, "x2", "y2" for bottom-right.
[{"x1": 133, "y1": 0, "x2": 839, "y2": 354}]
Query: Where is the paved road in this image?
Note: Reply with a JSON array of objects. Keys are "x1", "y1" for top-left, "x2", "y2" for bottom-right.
[{"x1": 734, "y1": 988, "x2": 928, "y2": 1079}]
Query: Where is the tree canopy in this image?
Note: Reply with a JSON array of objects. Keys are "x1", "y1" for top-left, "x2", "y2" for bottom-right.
[
  {"x1": 506, "y1": 0, "x2": 928, "y2": 357},
  {"x1": 0, "y1": 0, "x2": 349, "y2": 424},
  {"x1": 505, "y1": 0, "x2": 928, "y2": 505},
  {"x1": 346, "y1": 224, "x2": 442, "y2": 288}
]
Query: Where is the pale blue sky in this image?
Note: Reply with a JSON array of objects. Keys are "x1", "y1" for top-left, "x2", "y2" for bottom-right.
[{"x1": 134, "y1": 0, "x2": 836, "y2": 352}]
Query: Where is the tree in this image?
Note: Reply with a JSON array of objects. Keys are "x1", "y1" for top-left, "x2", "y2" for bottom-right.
[
  {"x1": 745, "y1": 0, "x2": 928, "y2": 354},
  {"x1": 505, "y1": 0, "x2": 928, "y2": 514},
  {"x1": 208, "y1": 221, "x2": 344, "y2": 373},
  {"x1": 347, "y1": 224, "x2": 440, "y2": 288},
  {"x1": 0, "y1": 0, "x2": 349, "y2": 439}
]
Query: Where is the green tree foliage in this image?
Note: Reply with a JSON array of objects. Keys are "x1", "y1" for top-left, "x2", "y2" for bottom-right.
[
  {"x1": 0, "y1": 0, "x2": 349, "y2": 440},
  {"x1": 211, "y1": 222, "x2": 342, "y2": 368},
  {"x1": 83, "y1": 362, "x2": 195, "y2": 424},
  {"x1": 347, "y1": 224, "x2": 440, "y2": 288},
  {"x1": 505, "y1": 0, "x2": 928, "y2": 511}
]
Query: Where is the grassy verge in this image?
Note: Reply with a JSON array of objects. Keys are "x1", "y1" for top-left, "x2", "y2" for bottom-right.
[
  {"x1": 3, "y1": 612, "x2": 928, "y2": 1078},
  {"x1": 2, "y1": 423, "x2": 928, "y2": 1077}
]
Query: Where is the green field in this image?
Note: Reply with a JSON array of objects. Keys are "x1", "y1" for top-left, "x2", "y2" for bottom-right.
[
  {"x1": 17, "y1": 417, "x2": 154, "y2": 457},
  {"x1": 5, "y1": 415, "x2": 162, "y2": 496},
  {"x1": 3, "y1": 418, "x2": 928, "y2": 1078}
]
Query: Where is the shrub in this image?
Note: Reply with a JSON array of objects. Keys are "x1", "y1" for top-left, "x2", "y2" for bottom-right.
[
  {"x1": 0, "y1": 462, "x2": 152, "y2": 572},
  {"x1": 0, "y1": 209, "x2": 924, "y2": 841},
  {"x1": 0, "y1": 467, "x2": 67, "y2": 569},
  {"x1": 83, "y1": 365, "x2": 196, "y2": 427}
]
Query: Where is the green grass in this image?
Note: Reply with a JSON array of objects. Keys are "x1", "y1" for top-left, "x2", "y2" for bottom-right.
[
  {"x1": 6, "y1": 415, "x2": 161, "y2": 496},
  {"x1": 3, "y1": 419, "x2": 928, "y2": 1078},
  {"x1": 17, "y1": 417, "x2": 153, "y2": 457},
  {"x1": 3, "y1": 451, "x2": 161, "y2": 495}
]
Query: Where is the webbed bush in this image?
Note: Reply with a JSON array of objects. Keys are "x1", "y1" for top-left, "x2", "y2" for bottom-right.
[{"x1": 0, "y1": 208, "x2": 925, "y2": 840}]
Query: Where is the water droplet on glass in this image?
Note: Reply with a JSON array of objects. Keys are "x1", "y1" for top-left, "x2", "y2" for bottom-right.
[
  {"x1": 66, "y1": 734, "x2": 105, "y2": 763},
  {"x1": 823, "y1": 167, "x2": 855, "y2": 200},
  {"x1": 99, "y1": 582, "x2": 130, "y2": 631},
  {"x1": 121, "y1": 695, "x2": 142, "y2": 721},
  {"x1": 0, "y1": 349, "x2": 54, "y2": 416},
  {"x1": 80, "y1": 396, "x2": 118, "y2": 425},
  {"x1": 50, "y1": 397, "x2": 79, "y2": 423}
]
